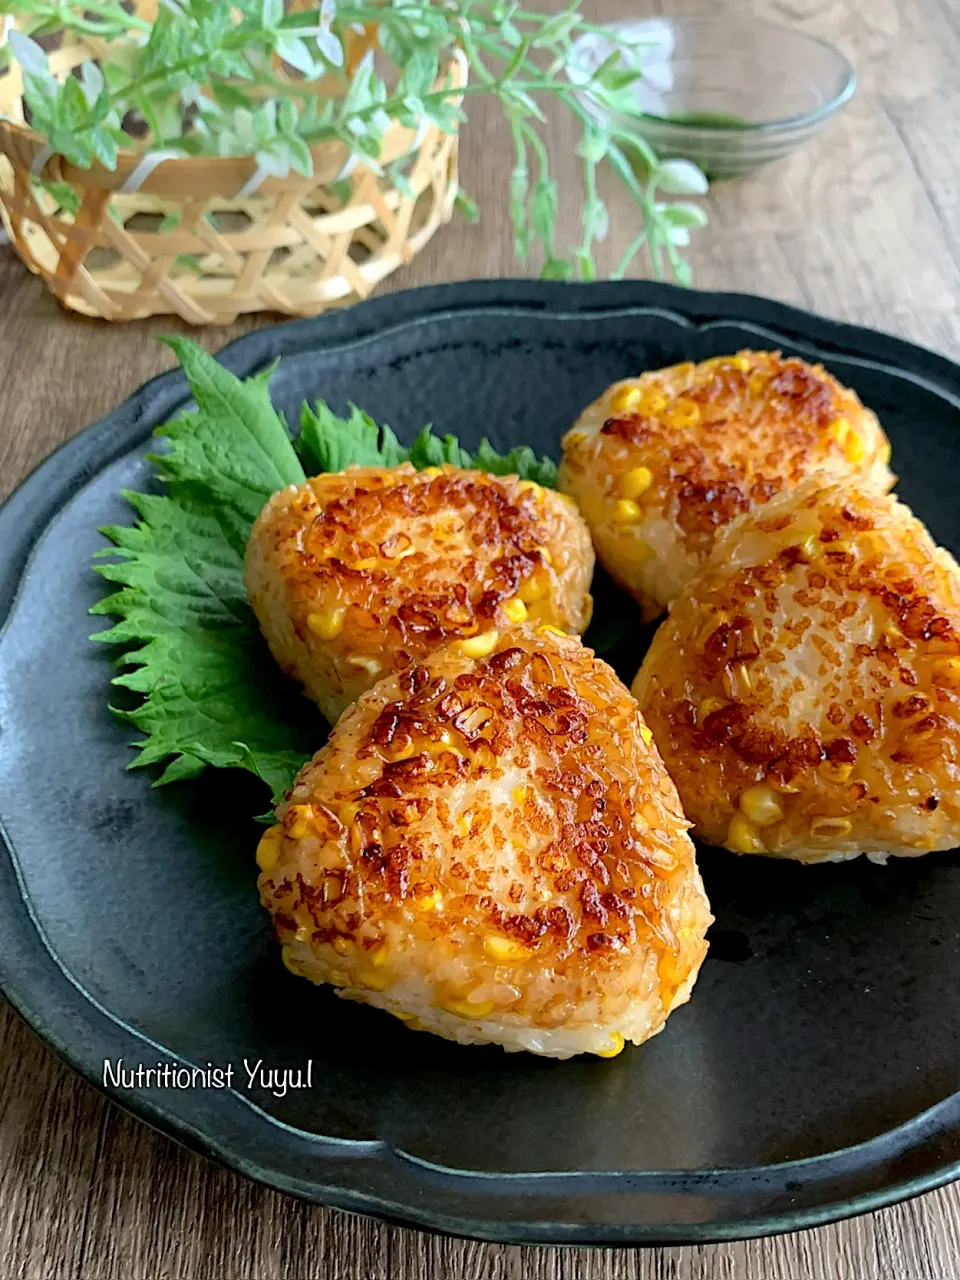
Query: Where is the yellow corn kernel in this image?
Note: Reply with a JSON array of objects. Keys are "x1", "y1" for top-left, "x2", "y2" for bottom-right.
[
  {"x1": 518, "y1": 574, "x2": 547, "y2": 603},
  {"x1": 845, "y1": 432, "x2": 865, "y2": 464},
  {"x1": 728, "y1": 355, "x2": 751, "y2": 373},
  {"x1": 698, "y1": 697, "x2": 727, "y2": 721},
  {"x1": 637, "y1": 388, "x2": 669, "y2": 415},
  {"x1": 810, "y1": 816, "x2": 853, "y2": 839},
  {"x1": 537, "y1": 624, "x2": 567, "y2": 637},
  {"x1": 639, "y1": 723, "x2": 654, "y2": 747},
  {"x1": 513, "y1": 785, "x2": 528, "y2": 805},
  {"x1": 723, "y1": 663, "x2": 753, "y2": 698},
  {"x1": 620, "y1": 466, "x2": 654, "y2": 500},
  {"x1": 332, "y1": 936, "x2": 354, "y2": 957},
  {"x1": 502, "y1": 597, "x2": 528, "y2": 624},
  {"x1": 596, "y1": 1033, "x2": 625, "y2": 1059},
  {"x1": 739, "y1": 784, "x2": 784, "y2": 828},
  {"x1": 664, "y1": 399, "x2": 700, "y2": 429},
  {"x1": 369, "y1": 942, "x2": 390, "y2": 967},
  {"x1": 516, "y1": 479, "x2": 539, "y2": 495},
  {"x1": 748, "y1": 373, "x2": 768, "y2": 395},
  {"x1": 610, "y1": 384, "x2": 641, "y2": 414},
  {"x1": 880, "y1": 440, "x2": 892, "y2": 465},
  {"x1": 421, "y1": 466, "x2": 443, "y2": 478},
  {"x1": 414, "y1": 889, "x2": 443, "y2": 912},
  {"x1": 393, "y1": 1010, "x2": 417, "y2": 1022},
  {"x1": 287, "y1": 804, "x2": 314, "y2": 840},
  {"x1": 933, "y1": 658, "x2": 960, "y2": 688},
  {"x1": 457, "y1": 811, "x2": 472, "y2": 837},
  {"x1": 824, "y1": 761, "x2": 854, "y2": 782},
  {"x1": 280, "y1": 945, "x2": 301, "y2": 975},
  {"x1": 355, "y1": 969, "x2": 392, "y2": 991},
  {"x1": 565, "y1": 429, "x2": 588, "y2": 447},
  {"x1": 440, "y1": 997, "x2": 496, "y2": 1019},
  {"x1": 829, "y1": 416, "x2": 850, "y2": 443},
  {"x1": 613, "y1": 498, "x2": 643, "y2": 523},
  {"x1": 255, "y1": 824, "x2": 284, "y2": 871},
  {"x1": 726, "y1": 812, "x2": 766, "y2": 855},
  {"x1": 829, "y1": 416, "x2": 864, "y2": 461},
  {"x1": 539, "y1": 547, "x2": 554, "y2": 566},
  {"x1": 307, "y1": 608, "x2": 345, "y2": 641},
  {"x1": 458, "y1": 629, "x2": 499, "y2": 658},
  {"x1": 484, "y1": 936, "x2": 530, "y2": 963},
  {"x1": 339, "y1": 802, "x2": 358, "y2": 826}
]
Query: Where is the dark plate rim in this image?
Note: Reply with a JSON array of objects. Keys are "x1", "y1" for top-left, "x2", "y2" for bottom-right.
[{"x1": 2, "y1": 279, "x2": 959, "y2": 1246}]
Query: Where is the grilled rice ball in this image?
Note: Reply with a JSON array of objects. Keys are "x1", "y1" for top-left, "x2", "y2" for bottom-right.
[
  {"x1": 257, "y1": 625, "x2": 712, "y2": 1058},
  {"x1": 244, "y1": 463, "x2": 595, "y2": 724},
  {"x1": 632, "y1": 476, "x2": 960, "y2": 863},
  {"x1": 559, "y1": 351, "x2": 894, "y2": 620}
]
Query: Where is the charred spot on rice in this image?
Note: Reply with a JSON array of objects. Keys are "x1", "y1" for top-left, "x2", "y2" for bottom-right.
[
  {"x1": 632, "y1": 476, "x2": 960, "y2": 863},
  {"x1": 244, "y1": 463, "x2": 595, "y2": 723},
  {"x1": 559, "y1": 351, "x2": 894, "y2": 621},
  {"x1": 257, "y1": 624, "x2": 712, "y2": 1058}
]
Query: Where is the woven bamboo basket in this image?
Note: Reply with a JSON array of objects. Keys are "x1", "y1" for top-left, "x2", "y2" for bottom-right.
[{"x1": 0, "y1": 11, "x2": 465, "y2": 324}]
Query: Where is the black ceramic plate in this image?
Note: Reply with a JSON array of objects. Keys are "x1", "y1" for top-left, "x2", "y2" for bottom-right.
[{"x1": 2, "y1": 281, "x2": 960, "y2": 1247}]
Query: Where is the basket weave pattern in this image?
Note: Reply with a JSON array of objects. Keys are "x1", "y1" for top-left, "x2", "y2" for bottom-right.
[{"x1": 0, "y1": 18, "x2": 463, "y2": 324}]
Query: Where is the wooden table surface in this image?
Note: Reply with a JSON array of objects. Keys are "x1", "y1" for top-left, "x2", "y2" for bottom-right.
[{"x1": 2, "y1": 1, "x2": 959, "y2": 1276}]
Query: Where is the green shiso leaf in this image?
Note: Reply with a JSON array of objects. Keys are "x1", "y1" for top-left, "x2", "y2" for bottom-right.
[{"x1": 91, "y1": 337, "x2": 560, "y2": 807}]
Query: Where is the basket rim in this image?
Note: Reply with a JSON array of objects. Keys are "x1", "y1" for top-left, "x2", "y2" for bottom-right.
[{"x1": 0, "y1": 47, "x2": 466, "y2": 197}]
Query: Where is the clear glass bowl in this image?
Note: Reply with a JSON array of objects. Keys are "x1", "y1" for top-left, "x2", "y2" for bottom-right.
[{"x1": 570, "y1": 17, "x2": 856, "y2": 180}]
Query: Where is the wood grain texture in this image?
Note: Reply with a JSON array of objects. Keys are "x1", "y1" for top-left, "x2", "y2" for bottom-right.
[{"x1": 2, "y1": 0, "x2": 960, "y2": 1276}]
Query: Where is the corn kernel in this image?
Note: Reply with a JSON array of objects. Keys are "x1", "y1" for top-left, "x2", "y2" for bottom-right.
[
  {"x1": 440, "y1": 997, "x2": 496, "y2": 1019},
  {"x1": 513, "y1": 785, "x2": 528, "y2": 805},
  {"x1": 356, "y1": 969, "x2": 391, "y2": 991},
  {"x1": 810, "y1": 816, "x2": 853, "y2": 839},
  {"x1": 502, "y1": 597, "x2": 528, "y2": 624},
  {"x1": 565, "y1": 429, "x2": 588, "y2": 447},
  {"x1": 664, "y1": 399, "x2": 700, "y2": 429},
  {"x1": 307, "y1": 608, "x2": 345, "y2": 641},
  {"x1": 795, "y1": 533, "x2": 819, "y2": 562},
  {"x1": 339, "y1": 802, "x2": 358, "y2": 826},
  {"x1": 933, "y1": 658, "x2": 960, "y2": 688},
  {"x1": 255, "y1": 824, "x2": 284, "y2": 871},
  {"x1": 698, "y1": 697, "x2": 727, "y2": 722},
  {"x1": 484, "y1": 935, "x2": 530, "y2": 963},
  {"x1": 739, "y1": 784, "x2": 784, "y2": 827},
  {"x1": 596, "y1": 1033, "x2": 625, "y2": 1059},
  {"x1": 728, "y1": 355, "x2": 751, "y2": 373},
  {"x1": 610, "y1": 384, "x2": 641, "y2": 414},
  {"x1": 457, "y1": 811, "x2": 472, "y2": 837},
  {"x1": 516, "y1": 479, "x2": 539, "y2": 495},
  {"x1": 845, "y1": 432, "x2": 865, "y2": 463},
  {"x1": 824, "y1": 761, "x2": 854, "y2": 782},
  {"x1": 748, "y1": 372, "x2": 768, "y2": 395},
  {"x1": 332, "y1": 936, "x2": 354, "y2": 956},
  {"x1": 537, "y1": 624, "x2": 567, "y2": 637},
  {"x1": 280, "y1": 944, "x2": 301, "y2": 975},
  {"x1": 369, "y1": 942, "x2": 389, "y2": 967},
  {"x1": 726, "y1": 812, "x2": 766, "y2": 855},
  {"x1": 518, "y1": 574, "x2": 547, "y2": 603},
  {"x1": 639, "y1": 723, "x2": 654, "y2": 747},
  {"x1": 421, "y1": 466, "x2": 443, "y2": 478},
  {"x1": 539, "y1": 547, "x2": 553, "y2": 566},
  {"x1": 620, "y1": 466, "x2": 654, "y2": 500},
  {"x1": 286, "y1": 804, "x2": 314, "y2": 840},
  {"x1": 829, "y1": 416, "x2": 864, "y2": 461},
  {"x1": 458, "y1": 629, "x2": 499, "y2": 658},
  {"x1": 414, "y1": 889, "x2": 443, "y2": 912},
  {"x1": 637, "y1": 388, "x2": 669, "y2": 415},
  {"x1": 613, "y1": 498, "x2": 643, "y2": 523},
  {"x1": 880, "y1": 440, "x2": 892, "y2": 465}
]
